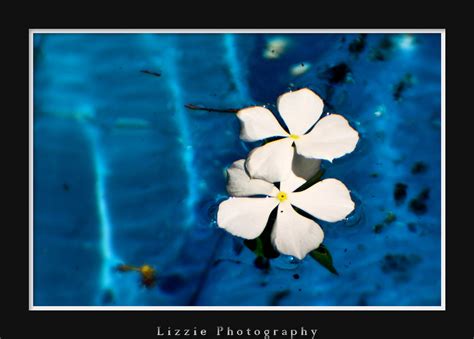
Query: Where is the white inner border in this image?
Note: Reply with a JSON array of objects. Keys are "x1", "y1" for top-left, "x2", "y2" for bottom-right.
[{"x1": 29, "y1": 29, "x2": 446, "y2": 311}]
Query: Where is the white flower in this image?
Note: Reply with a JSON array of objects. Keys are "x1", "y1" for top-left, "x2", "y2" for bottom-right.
[
  {"x1": 226, "y1": 148, "x2": 321, "y2": 198},
  {"x1": 237, "y1": 88, "x2": 359, "y2": 182},
  {"x1": 217, "y1": 158, "x2": 355, "y2": 260}
]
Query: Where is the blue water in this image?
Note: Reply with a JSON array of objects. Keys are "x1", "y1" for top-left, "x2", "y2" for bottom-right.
[{"x1": 33, "y1": 32, "x2": 442, "y2": 306}]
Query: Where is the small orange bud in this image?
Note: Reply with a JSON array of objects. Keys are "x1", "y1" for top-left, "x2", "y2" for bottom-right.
[{"x1": 116, "y1": 263, "x2": 157, "y2": 288}]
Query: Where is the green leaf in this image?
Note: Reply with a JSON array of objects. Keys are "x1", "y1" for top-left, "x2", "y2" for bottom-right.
[
  {"x1": 244, "y1": 234, "x2": 280, "y2": 259},
  {"x1": 244, "y1": 237, "x2": 264, "y2": 257},
  {"x1": 309, "y1": 244, "x2": 339, "y2": 276}
]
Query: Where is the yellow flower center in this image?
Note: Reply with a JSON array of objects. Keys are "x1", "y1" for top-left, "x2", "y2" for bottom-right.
[
  {"x1": 276, "y1": 191, "x2": 288, "y2": 202},
  {"x1": 289, "y1": 134, "x2": 300, "y2": 140}
]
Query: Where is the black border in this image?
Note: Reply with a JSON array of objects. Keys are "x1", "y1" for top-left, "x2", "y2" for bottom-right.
[{"x1": 3, "y1": 20, "x2": 469, "y2": 339}]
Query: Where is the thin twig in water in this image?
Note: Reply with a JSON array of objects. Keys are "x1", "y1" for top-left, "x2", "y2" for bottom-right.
[
  {"x1": 185, "y1": 104, "x2": 239, "y2": 113},
  {"x1": 140, "y1": 70, "x2": 161, "y2": 77}
]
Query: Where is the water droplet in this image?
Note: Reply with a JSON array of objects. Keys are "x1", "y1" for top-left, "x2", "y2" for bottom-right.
[
  {"x1": 344, "y1": 192, "x2": 364, "y2": 228},
  {"x1": 272, "y1": 255, "x2": 301, "y2": 270},
  {"x1": 199, "y1": 195, "x2": 227, "y2": 228}
]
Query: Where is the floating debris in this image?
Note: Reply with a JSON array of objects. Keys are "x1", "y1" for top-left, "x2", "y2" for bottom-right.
[
  {"x1": 384, "y1": 211, "x2": 397, "y2": 224},
  {"x1": 373, "y1": 211, "x2": 397, "y2": 234},
  {"x1": 381, "y1": 254, "x2": 421, "y2": 274},
  {"x1": 263, "y1": 36, "x2": 290, "y2": 59},
  {"x1": 394, "y1": 182, "x2": 408, "y2": 205},
  {"x1": 393, "y1": 73, "x2": 415, "y2": 101},
  {"x1": 411, "y1": 161, "x2": 428, "y2": 175},
  {"x1": 369, "y1": 36, "x2": 395, "y2": 61},
  {"x1": 290, "y1": 62, "x2": 312, "y2": 76},
  {"x1": 348, "y1": 34, "x2": 367, "y2": 55},
  {"x1": 370, "y1": 34, "x2": 418, "y2": 60},
  {"x1": 140, "y1": 69, "x2": 161, "y2": 77},
  {"x1": 117, "y1": 263, "x2": 157, "y2": 288},
  {"x1": 409, "y1": 188, "x2": 430, "y2": 215},
  {"x1": 184, "y1": 104, "x2": 239, "y2": 113},
  {"x1": 269, "y1": 289, "x2": 291, "y2": 306},
  {"x1": 373, "y1": 223, "x2": 384, "y2": 234},
  {"x1": 319, "y1": 63, "x2": 352, "y2": 85}
]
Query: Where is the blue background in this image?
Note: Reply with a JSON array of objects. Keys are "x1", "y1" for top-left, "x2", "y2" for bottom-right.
[{"x1": 33, "y1": 33, "x2": 442, "y2": 306}]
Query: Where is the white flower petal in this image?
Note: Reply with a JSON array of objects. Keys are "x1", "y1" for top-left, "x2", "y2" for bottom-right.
[
  {"x1": 279, "y1": 149, "x2": 321, "y2": 193},
  {"x1": 277, "y1": 88, "x2": 324, "y2": 135},
  {"x1": 271, "y1": 201, "x2": 324, "y2": 260},
  {"x1": 295, "y1": 114, "x2": 359, "y2": 162},
  {"x1": 289, "y1": 178, "x2": 355, "y2": 222},
  {"x1": 237, "y1": 106, "x2": 289, "y2": 142},
  {"x1": 245, "y1": 138, "x2": 294, "y2": 183},
  {"x1": 217, "y1": 197, "x2": 278, "y2": 239},
  {"x1": 279, "y1": 172, "x2": 306, "y2": 194},
  {"x1": 226, "y1": 159, "x2": 279, "y2": 197}
]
